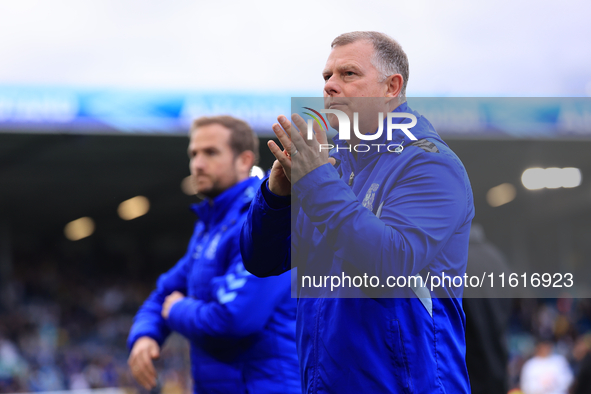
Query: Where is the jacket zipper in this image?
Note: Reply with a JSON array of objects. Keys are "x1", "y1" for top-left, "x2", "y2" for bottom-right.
[{"x1": 348, "y1": 171, "x2": 355, "y2": 186}]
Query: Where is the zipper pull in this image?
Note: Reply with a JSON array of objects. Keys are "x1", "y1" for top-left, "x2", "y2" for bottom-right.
[{"x1": 348, "y1": 171, "x2": 355, "y2": 186}]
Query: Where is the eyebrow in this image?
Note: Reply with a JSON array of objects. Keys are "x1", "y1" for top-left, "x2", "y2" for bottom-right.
[
  {"x1": 323, "y1": 63, "x2": 363, "y2": 77},
  {"x1": 188, "y1": 145, "x2": 220, "y2": 155}
]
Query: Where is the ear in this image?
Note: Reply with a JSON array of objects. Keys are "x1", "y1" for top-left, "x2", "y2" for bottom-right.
[
  {"x1": 235, "y1": 150, "x2": 256, "y2": 177},
  {"x1": 384, "y1": 74, "x2": 404, "y2": 98}
]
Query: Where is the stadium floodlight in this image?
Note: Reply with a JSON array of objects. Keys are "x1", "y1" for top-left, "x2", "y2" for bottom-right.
[
  {"x1": 521, "y1": 168, "x2": 546, "y2": 190},
  {"x1": 521, "y1": 167, "x2": 582, "y2": 190},
  {"x1": 250, "y1": 165, "x2": 265, "y2": 179},
  {"x1": 118, "y1": 196, "x2": 150, "y2": 220},
  {"x1": 544, "y1": 167, "x2": 563, "y2": 189},
  {"x1": 64, "y1": 217, "x2": 95, "y2": 241},
  {"x1": 561, "y1": 167, "x2": 582, "y2": 188},
  {"x1": 486, "y1": 183, "x2": 516, "y2": 207}
]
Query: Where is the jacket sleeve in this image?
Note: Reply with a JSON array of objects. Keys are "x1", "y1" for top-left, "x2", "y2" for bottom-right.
[
  {"x1": 292, "y1": 153, "x2": 472, "y2": 279},
  {"x1": 127, "y1": 251, "x2": 191, "y2": 350},
  {"x1": 240, "y1": 178, "x2": 293, "y2": 277},
  {"x1": 167, "y1": 227, "x2": 292, "y2": 340}
]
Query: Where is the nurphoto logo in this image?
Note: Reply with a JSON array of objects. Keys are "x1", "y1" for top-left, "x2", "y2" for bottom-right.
[{"x1": 302, "y1": 107, "x2": 418, "y2": 152}]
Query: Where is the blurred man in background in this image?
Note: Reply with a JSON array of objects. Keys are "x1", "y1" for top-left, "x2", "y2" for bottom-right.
[
  {"x1": 571, "y1": 333, "x2": 591, "y2": 394},
  {"x1": 127, "y1": 116, "x2": 300, "y2": 394},
  {"x1": 463, "y1": 224, "x2": 512, "y2": 394}
]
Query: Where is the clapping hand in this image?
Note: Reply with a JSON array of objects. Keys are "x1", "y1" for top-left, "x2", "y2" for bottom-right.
[{"x1": 267, "y1": 114, "x2": 334, "y2": 195}]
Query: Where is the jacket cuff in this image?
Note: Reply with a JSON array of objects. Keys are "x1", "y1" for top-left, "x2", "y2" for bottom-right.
[
  {"x1": 261, "y1": 178, "x2": 291, "y2": 210},
  {"x1": 293, "y1": 163, "x2": 342, "y2": 200},
  {"x1": 127, "y1": 325, "x2": 166, "y2": 351},
  {"x1": 167, "y1": 297, "x2": 203, "y2": 339}
]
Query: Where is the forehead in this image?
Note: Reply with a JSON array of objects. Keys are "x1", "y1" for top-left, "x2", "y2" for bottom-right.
[
  {"x1": 324, "y1": 40, "x2": 376, "y2": 72},
  {"x1": 189, "y1": 123, "x2": 232, "y2": 149}
]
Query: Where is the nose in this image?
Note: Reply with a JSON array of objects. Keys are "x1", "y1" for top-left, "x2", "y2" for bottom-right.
[
  {"x1": 324, "y1": 75, "x2": 341, "y2": 97},
  {"x1": 190, "y1": 154, "x2": 206, "y2": 174}
]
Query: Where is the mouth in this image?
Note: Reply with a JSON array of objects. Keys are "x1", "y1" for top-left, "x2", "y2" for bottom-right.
[{"x1": 327, "y1": 101, "x2": 347, "y2": 109}]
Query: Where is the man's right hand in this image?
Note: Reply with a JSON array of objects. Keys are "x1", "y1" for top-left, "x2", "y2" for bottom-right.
[{"x1": 128, "y1": 336, "x2": 160, "y2": 390}]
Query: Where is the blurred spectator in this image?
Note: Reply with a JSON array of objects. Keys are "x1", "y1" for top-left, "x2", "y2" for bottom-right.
[
  {"x1": 0, "y1": 336, "x2": 28, "y2": 392},
  {"x1": 520, "y1": 337, "x2": 573, "y2": 394},
  {"x1": 571, "y1": 333, "x2": 591, "y2": 394}
]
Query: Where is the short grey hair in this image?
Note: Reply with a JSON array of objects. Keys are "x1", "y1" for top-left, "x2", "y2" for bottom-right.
[{"x1": 331, "y1": 31, "x2": 409, "y2": 99}]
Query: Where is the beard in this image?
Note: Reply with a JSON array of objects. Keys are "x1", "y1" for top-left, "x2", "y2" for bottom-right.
[{"x1": 193, "y1": 172, "x2": 239, "y2": 200}]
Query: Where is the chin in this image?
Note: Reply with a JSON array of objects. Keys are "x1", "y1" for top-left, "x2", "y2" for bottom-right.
[
  {"x1": 327, "y1": 113, "x2": 340, "y2": 130},
  {"x1": 198, "y1": 183, "x2": 227, "y2": 199},
  {"x1": 195, "y1": 182, "x2": 213, "y2": 195},
  {"x1": 196, "y1": 189, "x2": 217, "y2": 199}
]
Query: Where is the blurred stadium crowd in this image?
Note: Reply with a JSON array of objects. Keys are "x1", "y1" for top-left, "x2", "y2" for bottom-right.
[
  {"x1": 1, "y1": 250, "x2": 591, "y2": 393},
  {"x1": 0, "y1": 251, "x2": 191, "y2": 394}
]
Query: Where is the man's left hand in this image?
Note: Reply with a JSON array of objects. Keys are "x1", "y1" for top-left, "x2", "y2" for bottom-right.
[
  {"x1": 162, "y1": 291, "x2": 185, "y2": 319},
  {"x1": 269, "y1": 113, "x2": 334, "y2": 186}
]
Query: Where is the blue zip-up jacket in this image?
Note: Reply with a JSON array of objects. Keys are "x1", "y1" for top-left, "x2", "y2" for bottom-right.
[
  {"x1": 240, "y1": 102, "x2": 475, "y2": 393},
  {"x1": 128, "y1": 177, "x2": 300, "y2": 394}
]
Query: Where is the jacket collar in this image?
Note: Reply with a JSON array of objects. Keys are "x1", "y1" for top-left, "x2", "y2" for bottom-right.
[{"x1": 190, "y1": 177, "x2": 259, "y2": 227}]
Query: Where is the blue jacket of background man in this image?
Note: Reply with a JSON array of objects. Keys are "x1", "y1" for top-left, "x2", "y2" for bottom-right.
[
  {"x1": 240, "y1": 102, "x2": 475, "y2": 394},
  {"x1": 128, "y1": 177, "x2": 300, "y2": 394}
]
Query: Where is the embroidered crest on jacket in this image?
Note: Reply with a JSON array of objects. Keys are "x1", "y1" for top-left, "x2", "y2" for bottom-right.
[{"x1": 362, "y1": 183, "x2": 380, "y2": 211}]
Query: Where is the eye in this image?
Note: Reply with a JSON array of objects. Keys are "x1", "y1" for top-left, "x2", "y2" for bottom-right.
[
  {"x1": 345, "y1": 71, "x2": 355, "y2": 76},
  {"x1": 323, "y1": 74, "x2": 331, "y2": 82}
]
